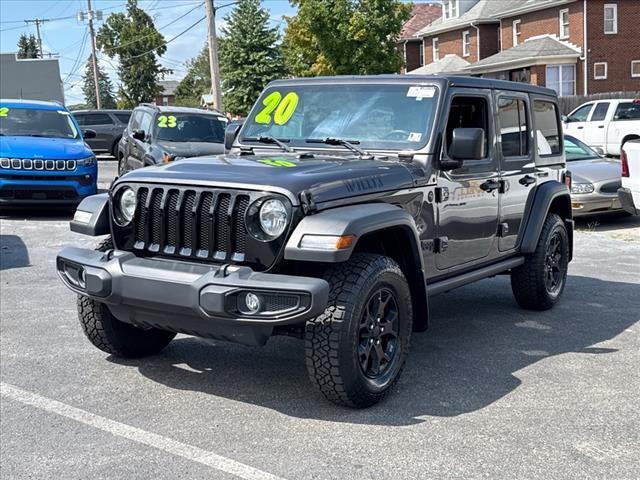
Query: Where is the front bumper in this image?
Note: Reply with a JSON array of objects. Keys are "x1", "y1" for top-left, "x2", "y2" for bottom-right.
[
  {"x1": 618, "y1": 187, "x2": 639, "y2": 215},
  {"x1": 570, "y1": 192, "x2": 622, "y2": 217},
  {"x1": 0, "y1": 168, "x2": 97, "y2": 204},
  {"x1": 57, "y1": 247, "x2": 329, "y2": 345}
]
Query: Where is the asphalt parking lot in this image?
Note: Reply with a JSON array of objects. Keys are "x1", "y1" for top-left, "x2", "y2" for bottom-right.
[{"x1": 1, "y1": 158, "x2": 639, "y2": 479}]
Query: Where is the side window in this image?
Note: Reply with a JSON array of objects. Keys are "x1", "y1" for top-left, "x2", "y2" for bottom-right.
[
  {"x1": 445, "y1": 96, "x2": 489, "y2": 159},
  {"x1": 83, "y1": 113, "x2": 114, "y2": 126},
  {"x1": 613, "y1": 102, "x2": 640, "y2": 121},
  {"x1": 568, "y1": 103, "x2": 592, "y2": 122},
  {"x1": 533, "y1": 100, "x2": 561, "y2": 156},
  {"x1": 115, "y1": 113, "x2": 131, "y2": 124},
  {"x1": 129, "y1": 110, "x2": 142, "y2": 131},
  {"x1": 590, "y1": 102, "x2": 609, "y2": 121},
  {"x1": 139, "y1": 112, "x2": 153, "y2": 136},
  {"x1": 74, "y1": 114, "x2": 86, "y2": 126},
  {"x1": 498, "y1": 97, "x2": 529, "y2": 157}
]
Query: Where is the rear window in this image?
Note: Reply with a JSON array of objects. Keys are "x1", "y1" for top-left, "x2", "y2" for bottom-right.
[
  {"x1": 614, "y1": 102, "x2": 640, "y2": 121},
  {"x1": 533, "y1": 100, "x2": 561, "y2": 156}
]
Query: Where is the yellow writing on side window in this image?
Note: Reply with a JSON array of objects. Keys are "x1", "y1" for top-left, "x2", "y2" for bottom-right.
[
  {"x1": 158, "y1": 115, "x2": 177, "y2": 128},
  {"x1": 255, "y1": 92, "x2": 299, "y2": 126},
  {"x1": 0, "y1": 107, "x2": 9, "y2": 117}
]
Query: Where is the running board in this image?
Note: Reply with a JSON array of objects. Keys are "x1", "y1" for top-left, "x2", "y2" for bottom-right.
[{"x1": 427, "y1": 257, "x2": 525, "y2": 296}]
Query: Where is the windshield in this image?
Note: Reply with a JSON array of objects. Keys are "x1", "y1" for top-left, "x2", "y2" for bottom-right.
[
  {"x1": 564, "y1": 135, "x2": 600, "y2": 161},
  {"x1": 155, "y1": 113, "x2": 227, "y2": 143},
  {"x1": 0, "y1": 106, "x2": 79, "y2": 139},
  {"x1": 241, "y1": 83, "x2": 438, "y2": 151}
]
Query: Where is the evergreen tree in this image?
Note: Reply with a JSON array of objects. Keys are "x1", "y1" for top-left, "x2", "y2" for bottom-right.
[
  {"x1": 81, "y1": 54, "x2": 117, "y2": 109},
  {"x1": 218, "y1": 0, "x2": 285, "y2": 115},
  {"x1": 283, "y1": 0, "x2": 411, "y2": 76},
  {"x1": 174, "y1": 45, "x2": 210, "y2": 108},
  {"x1": 17, "y1": 34, "x2": 39, "y2": 59},
  {"x1": 96, "y1": 0, "x2": 166, "y2": 108}
]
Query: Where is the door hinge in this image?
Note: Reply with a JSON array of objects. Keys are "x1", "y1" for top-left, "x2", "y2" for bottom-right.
[
  {"x1": 434, "y1": 187, "x2": 449, "y2": 203},
  {"x1": 498, "y1": 222, "x2": 510, "y2": 237},
  {"x1": 434, "y1": 236, "x2": 449, "y2": 253}
]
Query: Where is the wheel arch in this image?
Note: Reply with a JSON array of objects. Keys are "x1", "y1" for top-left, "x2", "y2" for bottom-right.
[{"x1": 622, "y1": 134, "x2": 640, "y2": 150}]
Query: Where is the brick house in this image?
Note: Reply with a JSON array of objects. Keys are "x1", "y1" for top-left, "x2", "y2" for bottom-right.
[
  {"x1": 412, "y1": 0, "x2": 640, "y2": 95},
  {"x1": 398, "y1": 3, "x2": 442, "y2": 73},
  {"x1": 154, "y1": 80, "x2": 179, "y2": 106}
]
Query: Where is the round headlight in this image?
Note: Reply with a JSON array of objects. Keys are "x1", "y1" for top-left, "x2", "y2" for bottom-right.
[
  {"x1": 118, "y1": 187, "x2": 137, "y2": 224},
  {"x1": 259, "y1": 199, "x2": 287, "y2": 238}
]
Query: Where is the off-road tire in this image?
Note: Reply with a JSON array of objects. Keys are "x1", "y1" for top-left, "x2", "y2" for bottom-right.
[
  {"x1": 305, "y1": 254, "x2": 413, "y2": 408},
  {"x1": 511, "y1": 213, "x2": 569, "y2": 310},
  {"x1": 77, "y1": 237, "x2": 176, "y2": 357}
]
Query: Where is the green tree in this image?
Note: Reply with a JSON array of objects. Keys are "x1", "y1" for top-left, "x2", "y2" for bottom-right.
[
  {"x1": 81, "y1": 54, "x2": 117, "y2": 109},
  {"x1": 283, "y1": 0, "x2": 411, "y2": 76},
  {"x1": 96, "y1": 0, "x2": 166, "y2": 108},
  {"x1": 218, "y1": 0, "x2": 285, "y2": 115},
  {"x1": 174, "y1": 45, "x2": 210, "y2": 107},
  {"x1": 17, "y1": 33, "x2": 39, "y2": 59}
]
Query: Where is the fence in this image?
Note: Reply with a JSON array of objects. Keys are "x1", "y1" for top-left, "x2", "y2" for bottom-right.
[{"x1": 558, "y1": 91, "x2": 640, "y2": 114}]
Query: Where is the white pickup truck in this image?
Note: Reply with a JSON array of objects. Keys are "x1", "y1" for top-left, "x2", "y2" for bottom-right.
[
  {"x1": 618, "y1": 140, "x2": 640, "y2": 215},
  {"x1": 564, "y1": 99, "x2": 640, "y2": 156}
]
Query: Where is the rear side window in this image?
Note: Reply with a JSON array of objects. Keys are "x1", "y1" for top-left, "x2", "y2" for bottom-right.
[
  {"x1": 115, "y1": 113, "x2": 131, "y2": 124},
  {"x1": 614, "y1": 102, "x2": 640, "y2": 120},
  {"x1": 498, "y1": 97, "x2": 529, "y2": 157},
  {"x1": 74, "y1": 114, "x2": 86, "y2": 126},
  {"x1": 590, "y1": 102, "x2": 609, "y2": 121},
  {"x1": 533, "y1": 100, "x2": 561, "y2": 156},
  {"x1": 83, "y1": 114, "x2": 114, "y2": 126}
]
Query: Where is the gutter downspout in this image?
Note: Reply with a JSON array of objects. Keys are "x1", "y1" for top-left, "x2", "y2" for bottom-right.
[
  {"x1": 583, "y1": 0, "x2": 588, "y2": 95},
  {"x1": 471, "y1": 21, "x2": 481, "y2": 63}
]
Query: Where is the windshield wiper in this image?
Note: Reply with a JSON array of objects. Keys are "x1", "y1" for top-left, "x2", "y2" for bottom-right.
[
  {"x1": 243, "y1": 136, "x2": 293, "y2": 153},
  {"x1": 305, "y1": 137, "x2": 371, "y2": 158}
]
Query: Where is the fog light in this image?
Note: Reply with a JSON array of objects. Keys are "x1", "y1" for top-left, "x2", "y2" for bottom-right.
[{"x1": 244, "y1": 292, "x2": 261, "y2": 314}]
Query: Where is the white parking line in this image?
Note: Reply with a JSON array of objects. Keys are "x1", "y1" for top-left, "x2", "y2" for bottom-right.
[{"x1": 1, "y1": 382, "x2": 286, "y2": 480}]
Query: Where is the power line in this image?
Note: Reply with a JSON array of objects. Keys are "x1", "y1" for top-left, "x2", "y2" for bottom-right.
[{"x1": 127, "y1": 16, "x2": 206, "y2": 60}]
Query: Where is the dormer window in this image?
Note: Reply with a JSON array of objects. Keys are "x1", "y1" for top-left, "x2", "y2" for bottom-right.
[{"x1": 443, "y1": 0, "x2": 460, "y2": 20}]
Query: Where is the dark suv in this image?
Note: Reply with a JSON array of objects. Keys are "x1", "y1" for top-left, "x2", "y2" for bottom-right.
[
  {"x1": 72, "y1": 109, "x2": 131, "y2": 157},
  {"x1": 117, "y1": 104, "x2": 227, "y2": 174},
  {"x1": 58, "y1": 76, "x2": 574, "y2": 408}
]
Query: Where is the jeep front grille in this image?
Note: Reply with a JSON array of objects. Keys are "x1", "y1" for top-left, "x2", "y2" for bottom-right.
[
  {"x1": 131, "y1": 186, "x2": 251, "y2": 262},
  {"x1": 0, "y1": 158, "x2": 77, "y2": 171}
]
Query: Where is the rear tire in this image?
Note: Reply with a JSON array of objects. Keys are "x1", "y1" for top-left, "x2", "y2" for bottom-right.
[
  {"x1": 77, "y1": 237, "x2": 176, "y2": 358},
  {"x1": 305, "y1": 254, "x2": 413, "y2": 408},
  {"x1": 511, "y1": 213, "x2": 569, "y2": 310}
]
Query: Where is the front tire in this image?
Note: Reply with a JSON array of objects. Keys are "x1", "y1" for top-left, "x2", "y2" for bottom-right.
[
  {"x1": 511, "y1": 213, "x2": 569, "y2": 310},
  {"x1": 77, "y1": 237, "x2": 176, "y2": 358},
  {"x1": 305, "y1": 254, "x2": 413, "y2": 408}
]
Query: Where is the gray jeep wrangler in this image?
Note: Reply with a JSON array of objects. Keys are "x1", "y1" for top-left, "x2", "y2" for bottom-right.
[{"x1": 57, "y1": 75, "x2": 573, "y2": 408}]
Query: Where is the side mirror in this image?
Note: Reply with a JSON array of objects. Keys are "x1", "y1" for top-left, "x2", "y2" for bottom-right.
[
  {"x1": 225, "y1": 121, "x2": 243, "y2": 150},
  {"x1": 561, "y1": 115, "x2": 568, "y2": 122},
  {"x1": 132, "y1": 129, "x2": 146, "y2": 141},
  {"x1": 82, "y1": 129, "x2": 97, "y2": 139},
  {"x1": 447, "y1": 127, "x2": 485, "y2": 162}
]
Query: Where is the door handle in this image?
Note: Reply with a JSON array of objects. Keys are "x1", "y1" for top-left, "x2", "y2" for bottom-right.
[
  {"x1": 577, "y1": 126, "x2": 584, "y2": 129},
  {"x1": 519, "y1": 175, "x2": 536, "y2": 186},
  {"x1": 480, "y1": 179, "x2": 500, "y2": 192},
  {"x1": 598, "y1": 125, "x2": 604, "y2": 128}
]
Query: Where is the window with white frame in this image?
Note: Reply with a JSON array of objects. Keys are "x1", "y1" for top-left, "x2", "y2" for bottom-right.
[
  {"x1": 559, "y1": 9, "x2": 570, "y2": 39},
  {"x1": 594, "y1": 62, "x2": 608, "y2": 80},
  {"x1": 419, "y1": 43, "x2": 424, "y2": 66},
  {"x1": 604, "y1": 4, "x2": 617, "y2": 34},
  {"x1": 433, "y1": 37, "x2": 439, "y2": 61},
  {"x1": 546, "y1": 64, "x2": 576, "y2": 96},
  {"x1": 462, "y1": 31, "x2": 471, "y2": 57},
  {"x1": 631, "y1": 60, "x2": 640, "y2": 78},
  {"x1": 442, "y1": 0, "x2": 459, "y2": 20},
  {"x1": 513, "y1": 20, "x2": 521, "y2": 46}
]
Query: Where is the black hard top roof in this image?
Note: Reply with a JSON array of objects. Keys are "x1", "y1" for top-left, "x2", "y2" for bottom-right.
[{"x1": 268, "y1": 74, "x2": 557, "y2": 97}]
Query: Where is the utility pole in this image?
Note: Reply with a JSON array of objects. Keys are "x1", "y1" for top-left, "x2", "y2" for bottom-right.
[
  {"x1": 24, "y1": 18, "x2": 48, "y2": 58},
  {"x1": 204, "y1": 0, "x2": 222, "y2": 111},
  {"x1": 86, "y1": 0, "x2": 101, "y2": 109}
]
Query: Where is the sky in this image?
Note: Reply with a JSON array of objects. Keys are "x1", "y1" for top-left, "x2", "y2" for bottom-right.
[{"x1": 0, "y1": 0, "x2": 297, "y2": 105}]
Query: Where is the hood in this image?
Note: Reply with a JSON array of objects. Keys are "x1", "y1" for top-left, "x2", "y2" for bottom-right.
[
  {"x1": 0, "y1": 136, "x2": 91, "y2": 160},
  {"x1": 117, "y1": 153, "x2": 417, "y2": 205},
  {"x1": 157, "y1": 140, "x2": 225, "y2": 158},
  {"x1": 568, "y1": 158, "x2": 621, "y2": 184}
]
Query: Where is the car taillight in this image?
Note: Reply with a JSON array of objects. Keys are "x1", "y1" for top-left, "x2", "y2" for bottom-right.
[
  {"x1": 621, "y1": 148, "x2": 629, "y2": 177},
  {"x1": 564, "y1": 170, "x2": 572, "y2": 189}
]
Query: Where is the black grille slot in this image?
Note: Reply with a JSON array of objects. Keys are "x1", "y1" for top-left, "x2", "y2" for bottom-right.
[
  {"x1": 127, "y1": 185, "x2": 255, "y2": 263},
  {"x1": 600, "y1": 181, "x2": 620, "y2": 194}
]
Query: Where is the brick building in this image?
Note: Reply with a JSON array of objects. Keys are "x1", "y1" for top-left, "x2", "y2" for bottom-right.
[
  {"x1": 411, "y1": 0, "x2": 640, "y2": 95},
  {"x1": 398, "y1": 3, "x2": 442, "y2": 73}
]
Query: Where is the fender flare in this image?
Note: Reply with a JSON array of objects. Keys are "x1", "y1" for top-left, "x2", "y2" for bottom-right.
[
  {"x1": 70, "y1": 193, "x2": 110, "y2": 237},
  {"x1": 519, "y1": 181, "x2": 573, "y2": 257}
]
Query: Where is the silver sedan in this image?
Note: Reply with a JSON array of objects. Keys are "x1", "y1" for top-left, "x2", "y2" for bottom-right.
[{"x1": 565, "y1": 135, "x2": 624, "y2": 217}]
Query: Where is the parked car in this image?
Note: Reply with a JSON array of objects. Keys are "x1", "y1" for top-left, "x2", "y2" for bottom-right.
[
  {"x1": 72, "y1": 109, "x2": 131, "y2": 157},
  {"x1": 618, "y1": 140, "x2": 640, "y2": 215},
  {"x1": 117, "y1": 104, "x2": 227, "y2": 174},
  {"x1": 564, "y1": 135, "x2": 623, "y2": 217},
  {"x1": 0, "y1": 99, "x2": 97, "y2": 205},
  {"x1": 563, "y1": 99, "x2": 640, "y2": 156},
  {"x1": 58, "y1": 76, "x2": 573, "y2": 407}
]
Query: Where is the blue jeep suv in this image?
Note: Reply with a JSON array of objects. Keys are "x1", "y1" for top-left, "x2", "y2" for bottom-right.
[{"x1": 0, "y1": 99, "x2": 97, "y2": 205}]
